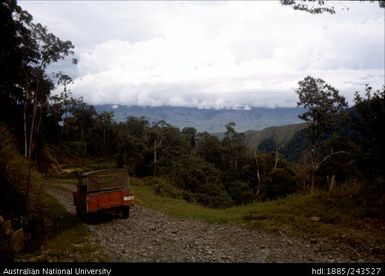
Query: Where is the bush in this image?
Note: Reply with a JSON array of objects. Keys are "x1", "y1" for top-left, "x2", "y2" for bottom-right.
[
  {"x1": 225, "y1": 180, "x2": 255, "y2": 205},
  {"x1": 260, "y1": 168, "x2": 297, "y2": 200},
  {"x1": 194, "y1": 183, "x2": 233, "y2": 209},
  {"x1": 0, "y1": 125, "x2": 43, "y2": 260},
  {"x1": 166, "y1": 156, "x2": 234, "y2": 208},
  {"x1": 143, "y1": 177, "x2": 186, "y2": 199}
]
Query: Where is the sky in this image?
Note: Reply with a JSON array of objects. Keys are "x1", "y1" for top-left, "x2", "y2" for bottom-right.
[{"x1": 19, "y1": 1, "x2": 385, "y2": 109}]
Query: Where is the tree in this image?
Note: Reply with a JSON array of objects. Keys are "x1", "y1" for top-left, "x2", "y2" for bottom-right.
[
  {"x1": 115, "y1": 117, "x2": 150, "y2": 174},
  {"x1": 181, "y1": 127, "x2": 198, "y2": 155},
  {"x1": 296, "y1": 76, "x2": 348, "y2": 191},
  {"x1": 149, "y1": 121, "x2": 186, "y2": 176},
  {"x1": 24, "y1": 19, "x2": 75, "y2": 160},
  {"x1": 55, "y1": 72, "x2": 73, "y2": 120},
  {"x1": 260, "y1": 168, "x2": 297, "y2": 200},
  {"x1": 68, "y1": 97, "x2": 97, "y2": 155},
  {"x1": 169, "y1": 155, "x2": 233, "y2": 208},
  {"x1": 0, "y1": 2, "x2": 75, "y2": 160},
  {"x1": 0, "y1": 0, "x2": 39, "y2": 154},
  {"x1": 352, "y1": 85, "x2": 385, "y2": 215},
  {"x1": 196, "y1": 132, "x2": 223, "y2": 167},
  {"x1": 257, "y1": 131, "x2": 284, "y2": 171},
  {"x1": 354, "y1": 85, "x2": 385, "y2": 177},
  {"x1": 223, "y1": 122, "x2": 246, "y2": 171}
]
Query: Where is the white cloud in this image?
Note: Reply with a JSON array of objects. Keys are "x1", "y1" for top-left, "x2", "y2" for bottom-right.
[{"x1": 20, "y1": 1, "x2": 385, "y2": 108}]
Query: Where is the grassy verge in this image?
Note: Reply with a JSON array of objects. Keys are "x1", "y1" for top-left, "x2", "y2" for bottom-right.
[
  {"x1": 131, "y1": 178, "x2": 385, "y2": 253},
  {"x1": 19, "y1": 190, "x2": 108, "y2": 262}
]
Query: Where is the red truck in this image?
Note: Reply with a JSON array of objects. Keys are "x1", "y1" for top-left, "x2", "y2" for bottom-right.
[{"x1": 73, "y1": 169, "x2": 134, "y2": 219}]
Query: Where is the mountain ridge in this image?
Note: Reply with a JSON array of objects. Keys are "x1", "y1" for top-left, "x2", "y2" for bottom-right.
[{"x1": 95, "y1": 105, "x2": 304, "y2": 133}]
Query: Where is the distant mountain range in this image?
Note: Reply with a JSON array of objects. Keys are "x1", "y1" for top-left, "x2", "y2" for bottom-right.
[{"x1": 95, "y1": 105, "x2": 304, "y2": 133}]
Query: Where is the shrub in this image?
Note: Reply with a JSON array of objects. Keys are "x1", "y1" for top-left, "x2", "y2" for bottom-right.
[
  {"x1": 260, "y1": 168, "x2": 297, "y2": 200},
  {"x1": 143, "y1": 177, "x2": 185, "y2": 199},
  {"x1": 225, "y1": 180, "x2": 255, "y2": 205},
  {"x1": 0, "y1": 125, "x2": 43, "y2": 260}
]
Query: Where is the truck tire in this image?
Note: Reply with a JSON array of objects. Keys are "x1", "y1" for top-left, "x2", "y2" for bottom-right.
[{"x1": 122, "y1": 206, "x2": 130, "y2": 218}]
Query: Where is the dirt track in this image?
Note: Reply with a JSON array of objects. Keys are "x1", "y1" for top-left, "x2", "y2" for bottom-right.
[{"x1": 26, "y1": 182, "x2": 384, "y2": 263}]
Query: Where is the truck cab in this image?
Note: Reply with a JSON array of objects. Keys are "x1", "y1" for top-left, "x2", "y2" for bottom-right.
[{"x1": 73, "y1": 169, "x2": 134, "y2": 219}]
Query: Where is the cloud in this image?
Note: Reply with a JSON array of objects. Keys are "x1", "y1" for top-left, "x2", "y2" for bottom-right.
[{"x1": 20, "y1": 1, "x2": 385, "y2": 108}]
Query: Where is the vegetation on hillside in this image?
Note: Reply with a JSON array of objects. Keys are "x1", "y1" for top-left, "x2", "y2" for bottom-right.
[
  {"x1": 130, "y1": 177, "x2": 385, "y2": 254},
  {"x1": 1, "y1": 0, "x2": 384, "y2": 260},
  {"x1": 0, "y1": 125, "x2": 43, "y2": 261}
]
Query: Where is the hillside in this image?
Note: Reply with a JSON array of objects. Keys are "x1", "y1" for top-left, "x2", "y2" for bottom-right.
[
  {"x1": 244, "y1": 123, "x2": 306, "y2": 150},
  {"x1": 95, "y1": 105, "x2": 304, "y2": 133}
]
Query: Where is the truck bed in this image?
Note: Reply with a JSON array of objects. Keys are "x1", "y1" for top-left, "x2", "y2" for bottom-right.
[
  {"x1": 73, "y1": 187, "x2": 134, "y2": 214},
  {"x1": 86, "y1": 188, "x2": 134, "y2": 212}
]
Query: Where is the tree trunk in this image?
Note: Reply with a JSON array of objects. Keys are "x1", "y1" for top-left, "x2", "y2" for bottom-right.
[
  {"x1": 274, "y1": 149, "x2": 279, "y2": 170},
  {"x1": 255, "y1": 152, "x2": 261, "y2": 196},
  {"x1": 36, "y1": 101, "x2": 42, "y2": 133},
  {"x1": 310, "y1": 145, "x2": 317, "y2": 193},
  {"x1": 28, "y1": 87, "x2": 38, "y2": 160},
  {"x1": 273, "y1": 134, "x2": 280, "y2": 170},
  {"x1": 328, "y1": 174, "x2": 336, "y2": 191},
  {"x1": 153, "y1": 140, "x2": 157, "y2": 176},
  {"x1": 84, "y1": 132, "x2": 87, "y2": 155},
  {"x1": 26, "y1": 87, "x2": 39, "y2": 204},
  {"x1": 310, "y1": 170, "x2": 315, "y2": 193},
  {"x1": 23, "y1": 100, "x2": 28, "y2": 159}
]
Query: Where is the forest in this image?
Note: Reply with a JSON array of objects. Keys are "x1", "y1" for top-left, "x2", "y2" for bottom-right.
[{"x1": 1, "y1": 0, "x2": 384, "y2": 261}]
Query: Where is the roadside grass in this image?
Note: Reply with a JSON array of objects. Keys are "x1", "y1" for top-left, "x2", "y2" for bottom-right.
[
  {"x1": 131, "y1": 177, "x2": 385, "y2": 253},
  {"x1": 28, "y1": 176, "x2": 385, "y2": 259},
  {"x1": 20, "y1": 190, "x2": 108, "y2": 261}
]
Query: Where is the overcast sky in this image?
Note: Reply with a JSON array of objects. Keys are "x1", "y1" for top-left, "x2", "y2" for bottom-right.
[{"x1": 19, "y1": 1, "x2": 384, "y2": 109}]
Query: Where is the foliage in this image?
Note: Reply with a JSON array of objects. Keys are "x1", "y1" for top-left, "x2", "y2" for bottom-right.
[
  {"x1": 19, "y1": 190, "x2": 107, "y2": 261},
  {"x1": 354, "y1": 85, "x2": 385, "y2": 178},
  {"x1": 260, "y1": 168, "x2": 298, "y2": 200},
  {"x1": 296, "y1": 76, "x2": 348, "y2": 191},
  {"x1": 142, "y1": 177, "x2": 187, "y2": 200},
  {"x1": 352, "y1": 86, "x2": 385, "y2": 214},
  {"x1": 168, "y1": 155, "x2": 233, "y2": 208},
  {"x1": 280, "y1": 0, "x2": 384, "y2": 14},
  {"x1": 225, "y1": 180, "x2": 255, "y2": 205},
  {"x1": 0, "y1": 126, "x2": 42, "y2": 217},
  {"x1": 280, "y1": 0, "x2": 336, "y2": 14},
  {"x1": 296, "y1": 76, "x2": 347, "y2": 135},
  {"x1": 0, "y1": 125, "x2": 43, "y2": 260}
]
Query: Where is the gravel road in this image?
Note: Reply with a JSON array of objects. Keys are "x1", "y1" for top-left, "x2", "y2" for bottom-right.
[{"x1": 38, "y1": 183, "x2": 383, "y2": 263}]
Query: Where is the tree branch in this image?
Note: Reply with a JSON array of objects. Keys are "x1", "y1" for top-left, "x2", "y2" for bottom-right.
[{"x1": 316, "y1": 150, "x2": 349, "y2": 171}]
